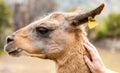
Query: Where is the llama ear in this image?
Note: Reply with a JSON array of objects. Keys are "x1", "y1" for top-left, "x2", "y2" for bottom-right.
[{"x1": 71, "y1": 4, "x2": 105, "y2": 26}]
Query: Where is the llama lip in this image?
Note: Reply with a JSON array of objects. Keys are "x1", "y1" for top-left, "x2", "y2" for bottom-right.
[
  {"x1": 6, "y1": 47, "x2": 23, "y2": 57},
  {"x1": 8, "y1": 48, "x2": 22, "y2": 53},
  {"x1": 4, "y1": 44, "x2": 46, "y2": 58}
]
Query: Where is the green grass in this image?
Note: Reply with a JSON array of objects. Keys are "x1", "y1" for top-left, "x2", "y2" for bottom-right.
[
  {"x1": 97, "y1": 48, "x2": 120, "y2": 72},
  {"x1": 0, "y1": 49, "x2": 6, "y2": 56}
]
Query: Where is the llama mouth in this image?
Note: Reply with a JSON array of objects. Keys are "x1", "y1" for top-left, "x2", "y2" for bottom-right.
[
  {"x1": 7, "y1": 48, "x2": 46, "y2": 58},
  {"x1": 7, "y1": 48, "x2": 23, "y2": 57},
  {"x1": 4, "y1": 45, "x2": 46, "y2": 58}
]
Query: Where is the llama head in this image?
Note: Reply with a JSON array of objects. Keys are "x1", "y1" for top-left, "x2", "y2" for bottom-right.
[{"x1": 4, "y1": 4, "x2": 104, "y2": 60}]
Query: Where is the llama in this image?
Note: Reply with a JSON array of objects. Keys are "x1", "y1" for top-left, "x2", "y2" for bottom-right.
[{"x1": 4, "y1": 4, "x2": 104, "y2": 73}]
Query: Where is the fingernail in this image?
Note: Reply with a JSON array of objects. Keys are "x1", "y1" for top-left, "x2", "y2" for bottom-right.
[
  {"x1": 83, "y1": 43, "x2": 87, "y2": 46},
  {"x1": 83, "y1": 55, "x2": 87, "y2": 58}
]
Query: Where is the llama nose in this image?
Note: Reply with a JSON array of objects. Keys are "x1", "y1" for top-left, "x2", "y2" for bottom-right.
[{"x1": 6, "y1": 36, "x2": 14, "y2": 44}]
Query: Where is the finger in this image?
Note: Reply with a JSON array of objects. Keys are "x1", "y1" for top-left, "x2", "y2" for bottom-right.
[
  {"x1": 84, "y1": 55, "x2": 93, "y2": 70},
  {"x1": 87, "y1": 42, "x2": 102, "y2": 59},
  {"x1": 84, "y1": 39, "x2": 97, "y2": 52},
  {"x1": 84, "y1": 43, "x2": 96, "y2": 56},
  {"x1": 85, "y1": 40, "x2": 100, "y2": 57},
  {"x1": 87, "y1": 42, "x2": 98, "y2": 54},
  {"x1": 84, "y1": 43, "x2": 98, "y2": 60},
  {"x1": 87, "y1": 41, "x2": 95, "y2": 49}
]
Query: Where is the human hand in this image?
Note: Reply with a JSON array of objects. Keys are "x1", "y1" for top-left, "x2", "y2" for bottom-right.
[{"x1": 83, "y1": 41, "x2": 118, "y2": 73}]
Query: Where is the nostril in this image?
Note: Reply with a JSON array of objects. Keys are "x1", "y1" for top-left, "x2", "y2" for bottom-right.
[{"x1": 6, "y1": 37, "x2": 14, "y2": 43}]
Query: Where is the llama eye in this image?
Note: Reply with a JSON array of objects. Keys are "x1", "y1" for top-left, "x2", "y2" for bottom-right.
[{"x1": 36, "y1": 27, "x2": 49, "y2": 34}]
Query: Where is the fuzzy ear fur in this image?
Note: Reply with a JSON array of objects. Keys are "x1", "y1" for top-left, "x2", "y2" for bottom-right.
[{"x1": 71, "y1": 4, "x2": 105, "y2": 26}]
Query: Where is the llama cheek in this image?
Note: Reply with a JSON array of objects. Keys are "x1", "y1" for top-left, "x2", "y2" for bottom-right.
[
  {"x1": 45, "y1": 45, "x2": 65, "y2": 56},
  {"x1": 32, "y1": 41, "x2": 46, "y2": 50}
]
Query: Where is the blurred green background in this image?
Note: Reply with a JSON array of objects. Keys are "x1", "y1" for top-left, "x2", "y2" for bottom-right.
[{"x1": 0, "y1": 0, "x2": 120, "y2": 73}]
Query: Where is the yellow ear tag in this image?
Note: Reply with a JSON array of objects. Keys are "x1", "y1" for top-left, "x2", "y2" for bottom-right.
[{"x1": 88, "y1": 16, "x2": 98, "y2": 29}]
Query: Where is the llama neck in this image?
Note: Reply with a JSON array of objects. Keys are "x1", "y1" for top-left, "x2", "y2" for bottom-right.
[{"x1": 56, "y1": 43, "x2": 91, "y2": 73}]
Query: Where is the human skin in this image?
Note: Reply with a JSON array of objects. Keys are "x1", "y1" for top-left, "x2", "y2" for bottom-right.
[{"x1": 83, "y1": 41, "x2": 118, "y2": 73}]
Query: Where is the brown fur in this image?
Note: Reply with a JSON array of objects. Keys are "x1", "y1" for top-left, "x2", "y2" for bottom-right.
[{"x1": 4, "y1": 4, "x2": 104, "y2": 73}]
